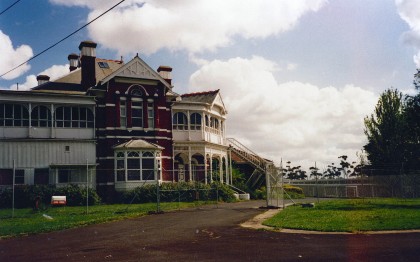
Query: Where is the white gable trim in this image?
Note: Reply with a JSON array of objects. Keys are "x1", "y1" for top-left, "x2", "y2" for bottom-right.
[
  {"x1": 212, "y1": 92, "x2": 227, "y2": 114},
  {"x1": 100, "y1": 56, "x2": 171, "y2": 89}
]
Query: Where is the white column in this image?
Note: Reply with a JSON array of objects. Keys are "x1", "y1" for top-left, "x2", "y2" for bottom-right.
[
  {"x1": 188, "y1": 146, "x2": 192, "y2": 182},
  {"x1": 28, "y1": 103, "x2": 32, "y2": 138},
  {"x1": 209, "y1": 154, "x2": 213, "y2": 183},
  {"x1": 51, "y1": 104, "x2": 55, "y2": 138},
  {"x1": 219, "y1": 156, "x2": 223, "y2": 183},
  {"x1": 204, "y1": 153, "x2": 208, "y2": 184}
]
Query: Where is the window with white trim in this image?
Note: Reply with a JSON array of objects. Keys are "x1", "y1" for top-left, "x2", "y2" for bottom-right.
[
  {"x1": 114, "y1": 150, "x2": 160, "y2": 182},
  {"x1": 120, "y1": 100, "x2": 127, "y2": 127},
  {"x1": 55, "y1": 106, "x2": 93, "y2": 128},
  {"x1": 173, "y1": 112, "x2": 188, "y2": 130},
  {"x1": 116, "y1": 152, "x2": 125, "y2": 181},
  {"x1": 147, "y1": 101, "x2": 154, "y2": 128},
  {"x1": 31, "y1": 105, "x2": 51, "y2": 127},
  {"x1": 142, "y1": 152, "x2": 155, "y2": 180},
  {"x1": 190, "y1": 113, "x2": 201, "y2": 130},
  {"x1": 0, "y1": 103, "x2": 29, "y2": 127},
  {"x1": 132, "y1": 101, "x2": 143, "y2": 127}
]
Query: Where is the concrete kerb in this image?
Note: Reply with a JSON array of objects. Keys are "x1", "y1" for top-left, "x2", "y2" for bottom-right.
[{"x1": 241, "y1": 202, "x2": 420, "y2": 235}]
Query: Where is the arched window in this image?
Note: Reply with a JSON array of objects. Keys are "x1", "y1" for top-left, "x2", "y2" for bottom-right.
[
  {"x1": 0, "y1": 103, "x2": 29, "y2": 127},
  {"x1": 205, "y1": 115, "x2": 209, "y2": 127},
  {"x1": 190, "y1": 113, "x2": 201, "y2": 130},
  {"x1": 214, "y1": 118, "x2": 219, "y2": 130},
  {"x1": 31, "y1": 105, "x2": 51, "y2": 127},
  {"x1": 173, "y1": 112, "x2": 188, "y2": 130},
  {"x1": 131, "y1": 89, "x2": 143, "y2": 96}
]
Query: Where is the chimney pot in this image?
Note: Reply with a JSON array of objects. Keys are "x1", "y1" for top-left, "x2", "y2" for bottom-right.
[
  {"x1": 157, "y1": 66, "x2": 172, "y2": 85},
  {"x1": 78, "y1": 41, "x2": 97, "y2": 57},
  {"x1": 68, "y1": 53, "x2": 79, "y2": 72},
  {"x1": 36, "y1": 75, "x2": 50, "y2": 86}
]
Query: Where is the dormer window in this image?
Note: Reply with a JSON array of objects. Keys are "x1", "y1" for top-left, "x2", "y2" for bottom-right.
[{"x1": 98, "y1": 62, "x2": 109, "y2": 68}]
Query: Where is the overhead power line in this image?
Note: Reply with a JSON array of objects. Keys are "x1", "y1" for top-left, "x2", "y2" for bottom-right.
[
  {"x1": 0, "y1": 0, "x2": 125, "y2": 79},
  {"x1": 0, "y1": 0, "x2": 21, "y2": 16}
]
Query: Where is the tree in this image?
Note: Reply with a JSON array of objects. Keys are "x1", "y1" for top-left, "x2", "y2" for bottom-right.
[
  {"x1": 349, "y1": 150, "x2": 368, "y2": 177},
  {"x1": 403, "y1": 72, "x2": 420, "y2": 170},
  {"x1": 338, "y1": 155, "x2": 352, "y2": 178},
  {"x1": 363, "y1": 89, "x2": 407, "y2": 174},
  {"x1": 309, "y1": 166, "x2": 322, "y2": 179},
  {"x1": 283, "y1": 161, "x2": 307, "y2": 180},
  {"x1": 323, "y1": 163, "x2": 341, "y2": 179}
]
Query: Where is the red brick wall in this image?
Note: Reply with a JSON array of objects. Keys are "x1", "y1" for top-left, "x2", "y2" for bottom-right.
[{"x1": 95, "y1": 80, "x2": 174, "y2": 187}]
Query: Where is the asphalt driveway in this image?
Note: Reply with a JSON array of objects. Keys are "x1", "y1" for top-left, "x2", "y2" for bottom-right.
[{"x1": 1, "y1": 200, "x2": 420, "y2": 261}]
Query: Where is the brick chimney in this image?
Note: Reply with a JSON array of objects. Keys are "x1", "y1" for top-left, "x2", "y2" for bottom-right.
[
  {"x1": 36, "y1": 75, "x2": 50, "y2": 86},
  {"x1": 157, "y1": 66, "x2": 172, "y2": 85},
  {"x1": 68, "y1": 53, "x2": 79, "y2": 72},
  {"x1": 78, "y1": 41, "x2": 97, "y2": 90}
]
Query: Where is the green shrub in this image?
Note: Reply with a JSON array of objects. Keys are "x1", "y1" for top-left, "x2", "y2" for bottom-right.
[
  {"x1": 54, "y1": 185, "x2": 101, "y2": 206},
  {"x1": 0, "y1": 184, "x2": 101, "y2": 208},
  {"x1": 255, "y1": 186, "x2": 267, "y2": 200},
  {"x1": 284, "y1": 184, "x2": 305, "y2": 198},
  {"x1": 116, "y1": 182, "x2": 236, "y2": 204}
]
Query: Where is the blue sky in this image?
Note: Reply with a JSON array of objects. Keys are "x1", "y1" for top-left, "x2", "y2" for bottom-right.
[{"x1": 1, "y1": 0, "x2": 419, "y2": 170}]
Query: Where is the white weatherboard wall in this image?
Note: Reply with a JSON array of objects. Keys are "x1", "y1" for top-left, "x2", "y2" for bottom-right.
[{"x1": 0, "y1": 141, "x2": 96, "y2": 168}]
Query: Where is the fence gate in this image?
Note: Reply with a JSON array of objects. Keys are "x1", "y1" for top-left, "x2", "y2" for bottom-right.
[{"x1": 265, "y1": 163, "x2": 284, "y2": 208}]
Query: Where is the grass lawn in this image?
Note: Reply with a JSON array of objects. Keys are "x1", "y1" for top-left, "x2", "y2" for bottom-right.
[
  {"x1": 263, "y1": 198, "x2": 420, "y2": 232},
  {"x1": 0, "y1": 201, "x2": 208, "y2": 238}
]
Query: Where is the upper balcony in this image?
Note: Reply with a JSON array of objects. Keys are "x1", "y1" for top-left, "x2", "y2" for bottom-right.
[
  {"x1": 0, "y1": 103, "x2": 95, "y2": 140},
  {"x1": 172, "y1": 112, "x2": 225, "y2": 145}
]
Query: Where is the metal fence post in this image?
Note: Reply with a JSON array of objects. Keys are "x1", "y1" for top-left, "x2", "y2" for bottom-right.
[
  {"x1": 12, "y1": 159, "x2": 15, "y2": 218},
  {"x1": 156, "y1": 168, "x2": 160, "y2": 213},
  {"x1": 86, "y1": 159, "x2": 89, "y2": 215}
]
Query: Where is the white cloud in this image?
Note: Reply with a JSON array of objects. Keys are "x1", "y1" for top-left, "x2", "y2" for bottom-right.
[
  {"x1": 287, "y1": 63, "x2": 298, "y2": 71},
  {"x1": 396, "y1": 0, "x2": 420, "y2": 67},
  {"x1": 0, "y1": 30, "x2": 33, "y2": 80},
  {"x1": 51, "y1": 0, "x2": 326, "y2": 55},
  {"x1": 189, "y1": 56, "x2": 378, "y2": 169},
  {"x1": 9, "y1": 64, "x2": 69, "y2": 91}
]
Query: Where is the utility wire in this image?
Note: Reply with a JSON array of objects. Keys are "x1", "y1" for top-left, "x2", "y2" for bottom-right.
[
  {"x1": 0, "y1": 0, "x2": 125, "y2": 78},
  {"x1": 0, "y1": 0, "x2": 21, "y2": 16}
]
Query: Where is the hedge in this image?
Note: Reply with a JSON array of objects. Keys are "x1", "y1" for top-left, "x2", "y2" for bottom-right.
[
  {"x1": 116, "y1": 182, "x2": 237, "y2": 204},
  {"x1": 0, "y1": 184, "x2": 101, "y2": 208}
]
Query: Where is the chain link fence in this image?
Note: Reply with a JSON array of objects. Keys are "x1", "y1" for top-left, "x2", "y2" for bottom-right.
[
  {"x1": 288, "y1": 170, "x2": 420, "y2": 198},
  {"x1": 0, "y1": 165, "x2": 238, "y2": 214}
]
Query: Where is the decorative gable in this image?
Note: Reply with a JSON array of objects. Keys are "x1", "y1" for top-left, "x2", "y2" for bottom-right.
[
  {"x1": 119, "y1": 60, "x2": 156, "y2": 80},
  {"x1": 212, "y1": 92, "x2": 227, "y2": 114},
  {"x1": 100, "y1": 56, "x2": 171, "y2": 89}
]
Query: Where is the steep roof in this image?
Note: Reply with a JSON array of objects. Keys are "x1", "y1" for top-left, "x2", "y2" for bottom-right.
[
  {"x1": 54, "y1": 58, "x2": 123, "y2": 85},
  {"x1": 181, "y1": 90, "x2": 219, "y2": 104},
  {"x1": 180, "y1": 89, "x2": 227, "y2": 114},
  {"x1": 99, "y1": 55, "x2": 172, "y2": 89},
  {"x1": 32, "y1": 54, "x2": 174, "y2": 95},
  {"x1": 32, "y1": 58, "x2": 123, "y2": 92}
]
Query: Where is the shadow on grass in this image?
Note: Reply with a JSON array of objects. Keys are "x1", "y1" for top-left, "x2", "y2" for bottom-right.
[{"x1": 316, "y1": 200, "x2": 420, "y2": 211}]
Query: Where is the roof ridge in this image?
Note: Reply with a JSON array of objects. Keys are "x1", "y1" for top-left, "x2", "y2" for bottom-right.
[
  {"x1": 181, "y1": 89, "x2": 219, "y2": 97},
  {"x1": 96, "y1": 58, "x2": 124, "y2": 64}
]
